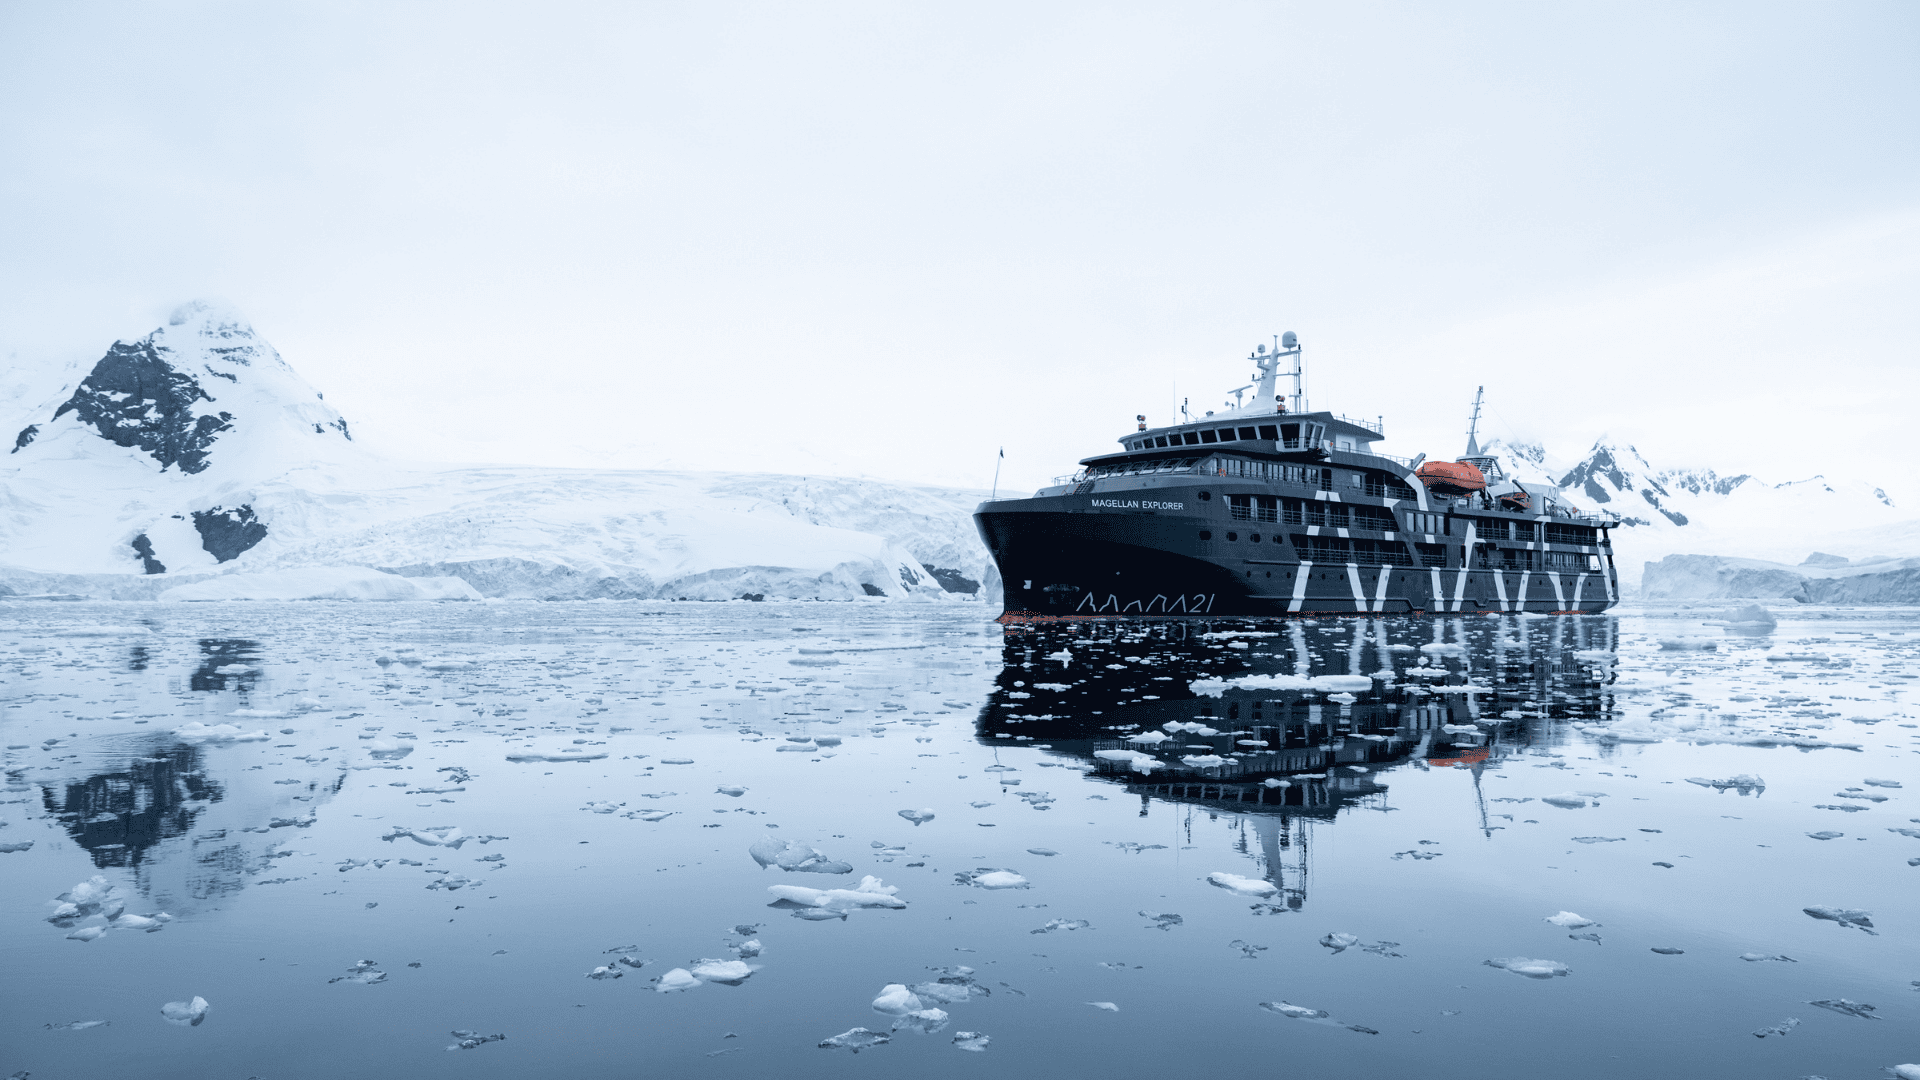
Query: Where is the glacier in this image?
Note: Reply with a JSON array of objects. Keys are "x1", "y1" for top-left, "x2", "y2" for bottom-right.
[{"x1": 2, "y1": 302, "x2": 996, "y2": 602}]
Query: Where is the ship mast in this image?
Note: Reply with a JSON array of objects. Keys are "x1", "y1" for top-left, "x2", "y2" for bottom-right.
[{"x1": 1463, "y1": 385, "x2": 1484, "y2": 457}]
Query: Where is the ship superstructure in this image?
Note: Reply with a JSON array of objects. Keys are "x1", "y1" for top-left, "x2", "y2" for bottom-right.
[{"x1": 974, "y1": 335, "x2": 1619, "y2": 617}]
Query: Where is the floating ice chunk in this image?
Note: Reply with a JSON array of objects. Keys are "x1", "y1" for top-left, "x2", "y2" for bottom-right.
[
  {"x1": 1189, "y1": 674, "x2": 1373, "y2": 697},
  {"x1": 0, "y1": 841, "x2": 33, "y2": 853},
  {"x1": 160, "y1": 996, "x2": 210, "y2": 1026},
  {"x1": 1807, "y1": 831, "x2": 1845, "y2": 840},
  {"x1": 1320, "y1": 933, "x2": 1359, "y2": 953},
  {"x1": 382, "y1": 825, "x2": 470, "y2": 849},
  {"x1": 952, "y1": 1031, "x2": 989, "y2": 1052},
  {"x1": 892, "y1": 1008, "x2": 950, "y2": 1034},
  {"x1": 1803, "y1": 907, "x2": 1876, "y2": 934},
  {"x1": 44, "y1": 1020, "x2": 109, "y2": 1030},
  {"x1": 791, "y1": 908, "x2": 848, "y2": 921},
  {"x1": 1863, "y1": 778, "x2": 1903, "y2": 789},
  {"x1": 1258, "y1": 1000, "x2": 1379, "y2": 1033},
  {"x1": 446, "y1": 1030, "x2": 506, "y2": 1050},
  {"x1": 733, "y1": 939, "x2": 761, "y2": 958},
  {"x1": 768, "y1": 875, "x2": 906, "y2": 909},
  {"x1": 174, "y1": 722, "x2": 270, "y2": 742},
  {"x1": 898, "y1": 809, "x2": 936, "y2": 825},
  {"x1": 660, "y1": 758, "x2": 694, "y2": 765},
  {"x1": 872, "y1": 984, "x2": 926, "y2": 1015},
  {"x1": 1720, "y1": 604, "x2": 1777, "y2": 628},
  {"x1": 1571, "y1": 837, "x2": 1625, "y2": 844},
  {"x1": 1262, "y1": 778, "x2": 1290, "y2": 789},
  {"x1": 1484, "y1": 957, "x2": 1569, "y2": 979},
  {"x1": 716, "y1": 785, "x2": 747, "y2": 797},
  {"x1": 655, "y1": 968, "x2": 701, "y2": 992},
  {"x1": 1328, "y1": 693, "x2": 1357, "y2": 705},
  {"x1": 690, "y1": 959, "x2": 755, "y2": 985},
  {"x1": 1546, "y1": 912, "x2": 1598, "y2": 929},
  {"x1": 420, "y1": 659, "x2": 474, "y2": 671},
  {"x1": 1027, "y1": 848, "x2": 1059, "y2": 856},
  {"x1": 1032, "y1": 919, "x2": 1092, "y2": 934},
  {"x1": 956, "y1": 869, "x2": 1029, "y2": 890},
  {"x1": 1889, "y1": 1066, "x2": 1920, "y2": 1080},
  {"x1": 1540, "y1": 794, "x2": 1589, "y2": 809},
  {"x1": 1739, "y1": 953, "x2": 1795, "y2": 962},
  {"x1": 1889, "y1": 828, "x2": 1920, "y2": 840},
  {"x1": 1181, "y1": 754, "x2": 1228, "y2": 768},
  {"x1": 1650, "y1": 947, "x2": 1684, "y2": 955},
  {"x1": 1751, "y1": 1017, "x2": 1799, "y2": 1038},
  {"x1": 634, "y1": 811, "x2": 672, "y2": 823},
  {"x1": 819, "y1": 1027, "x2": 889, "y2": 1052},
  {"x1": 506, "y1": 751, "x2": 607, "y2": 763},
  {"x1": 1808, "y1": 998, "x2": 1878, "y2": 1019},
  {"x1": 748, "y1": 837, "x2": 853, "y2": 874},
  {"x1": 586, "y1": 966, "x2": 622, "y2": 980},
  {"x1": 110, "y1": 913, "x2": 163, "y2": 932},
  {"x1": 1045, "y1": 649, "x2": 1073, "y2": 662},
  {"x1": 66, "y1": 926, "x2": 106, "y2": 942},
  {"x1": 1095, "y1": 749, "x2": 1164, "y2": 773},
  {"x1": 1125, "y1": 731, "x2": 1170, "y2": 745},
  {"x1": 1085, "y1": 1001, "x2": 1119, "y2": 1012},
  {"x1": 1208, "y1": 872, "x2": 1278, "y2": 898}
]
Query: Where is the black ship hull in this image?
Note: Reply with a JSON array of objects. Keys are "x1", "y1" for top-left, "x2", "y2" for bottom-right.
[{"x1": 976, "y1": 494, "x2": 1617, "y2": 618}]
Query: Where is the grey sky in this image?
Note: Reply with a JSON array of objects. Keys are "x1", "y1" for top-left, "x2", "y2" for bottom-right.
[{"x1": 3, "y1": 2, "x2": 1916, "y2": 499}]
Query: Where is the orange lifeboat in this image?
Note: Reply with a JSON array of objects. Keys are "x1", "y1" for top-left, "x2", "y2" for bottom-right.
[{"x1": 1414, "y1": 460, "x2": 1486, "y2": 494}]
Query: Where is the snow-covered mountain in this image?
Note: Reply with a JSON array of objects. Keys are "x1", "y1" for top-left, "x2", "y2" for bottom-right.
[
  {"x1": 1474, "y1": 434, "x2": 1913, "y2": 591},
  {"x1": 2, "y1": 302, "x2": 994, "y2": 601}
]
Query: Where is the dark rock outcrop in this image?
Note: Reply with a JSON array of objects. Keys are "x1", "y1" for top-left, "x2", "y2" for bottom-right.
[
  {"x1": 928, "y1": 566, "x2": 980, "y2": 594},
  {"x1": 12, "y1": 424, "x2": 37, "y2": 452},
  {"x1": 50, "y1": 338, "x2": 233, "y2": 473},
  {"x1": 191, "y1": 505, "x2": 268, "y2": 562},
  {"x1": 130, "y1": 534, "x2": 167, "y2": 575}
]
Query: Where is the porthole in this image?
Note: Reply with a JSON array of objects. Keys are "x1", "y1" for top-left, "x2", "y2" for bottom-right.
[
  {"x1": 1197, "y1": 491, "x2": 1212, "y2": 500},
  {"x1": 1226, "y1": 532, "x2": 1238, "y2": 542},
  {"x1": 1199, "y1": 531, "x2": 1212, "y2": 541},
  {"x1": 1249, "y1": 533, "x2": 1260, "y2": 542}
]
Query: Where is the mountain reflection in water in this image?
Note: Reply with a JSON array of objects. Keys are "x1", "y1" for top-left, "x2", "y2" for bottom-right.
[{"x1": 40, "y1": 743, "x2": 222, "y2": 868}]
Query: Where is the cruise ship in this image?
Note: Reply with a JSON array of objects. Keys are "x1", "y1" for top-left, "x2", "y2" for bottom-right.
[{"x1": 973, "y1": 334, "x2": 1619, "y2": 618}]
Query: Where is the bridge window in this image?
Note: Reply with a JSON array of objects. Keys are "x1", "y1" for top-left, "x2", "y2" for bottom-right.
[
  {"x1": 1258, "y1": 425, "x2": 1278, "y2": 440},
  {"x1": 1200, "y1": 429, "x2": 1218, "y2": 444},
  {"x1": 1216, "y1": 428, "x2": 1237, "y2": 442},
  {"x1": 1182, "y1": 432, "x2": 1200, "y2": 445},
  {"x1": 1153, "y1": 436, "x2": 1168, "y2": 448}
]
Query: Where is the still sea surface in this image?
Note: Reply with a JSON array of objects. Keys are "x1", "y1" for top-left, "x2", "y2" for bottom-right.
[{"x1": 2, "y1": 601, "x2": 1916, "y2": 1079}]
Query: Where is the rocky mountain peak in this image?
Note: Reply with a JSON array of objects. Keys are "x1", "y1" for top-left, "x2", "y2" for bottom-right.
[{"x1": 11, "y1": 300, "x2": 351, "y2": 475}]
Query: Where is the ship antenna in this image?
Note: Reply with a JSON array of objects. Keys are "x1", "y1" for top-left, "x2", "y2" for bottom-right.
[
  {"x1": 1279, "y1": 331, "x2": 1303, "y2": 414},
  {"x1": 1464, "y1": 385, "x2": 1484, "y2": 457}
]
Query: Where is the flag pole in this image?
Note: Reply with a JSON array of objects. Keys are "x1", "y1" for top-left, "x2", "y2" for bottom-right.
[{"x1": 991, "y1": 447, "x2": 1004, "y2": 500}]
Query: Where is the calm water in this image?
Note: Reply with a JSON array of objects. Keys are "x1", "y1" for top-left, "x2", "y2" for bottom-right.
[{"x1": 3, "y1": 601, "x2": 1916, "y2": 1079}]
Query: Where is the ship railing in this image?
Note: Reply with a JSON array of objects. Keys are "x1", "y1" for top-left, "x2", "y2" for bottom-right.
[{"x1": 1330, "y1": 412, "x2": 1385, "y2": 435}]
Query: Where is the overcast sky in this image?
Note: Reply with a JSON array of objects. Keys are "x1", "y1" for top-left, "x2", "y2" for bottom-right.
[{"x1": 3, "y1": 2, "x2": 1916, "y2": 501}]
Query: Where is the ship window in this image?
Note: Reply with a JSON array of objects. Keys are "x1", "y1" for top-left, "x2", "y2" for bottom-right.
[
  {"x1": 1199, "y1": 429, "x2": 1217, "y2": 444},
  {"x1": 1154, "y1": 436, "x2": 1168, "y2": 448},
  {"x1": 1198, "y1": 531, "x2": 1212, "y2": 541},
  {"x1": 1216, "y1": 428, "x2": 1237, "y2": 441},
  {"x1": 1258, "y1": 425, "x2": 1278, "y2": 441},
  {"x1": 1182, "y1": 432, "x2": 1200, "y2": 446},
  {"x1": 1280, "y1": 423, "x2": 1299, "y2": 446},
  {"x1": 1249, "y1": 533, "x2": 1260, "y2": 542},
  {"x1": 1226, "y1": 532, "x2": 1237, "y2": 542},
  {"x1": 1239, "y1": 427, "x2": 1258, "y2": 440}
]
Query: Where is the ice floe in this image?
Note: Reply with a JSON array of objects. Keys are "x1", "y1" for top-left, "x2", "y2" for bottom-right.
[
  {"x1": 160, "y1": 996, "x2": 210, "y2": 1027},
  {"x1": 818, "y1": 1027, "x2": 889, "y2": 1052},
  {"x1": 768, "y1": 876, "x2": 906, "y2": 909},
  {"x1": 1803, "y1": 906, "x2": 1876, "y2": 934},
  {"x1": 952, "y1": 1031, "x2": 990, "y2": 1052},
  {"x1": 1207, "y1": 872, "x2": 1278, "y2": 898},
  {"x1": 749, "y1": 837, "x2": 853, "y2": 874},
  {"x1": 1484, "y1": 957, "x2": 1569, "y2": 979},
  {"x1": 1258, "y1": 1000, "x2": 1378, "y2": 1033}
]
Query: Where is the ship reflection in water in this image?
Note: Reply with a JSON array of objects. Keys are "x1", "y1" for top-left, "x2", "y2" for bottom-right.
[{"x1": 980, "y1": 615, "x2": 1620, "y2": 905}]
